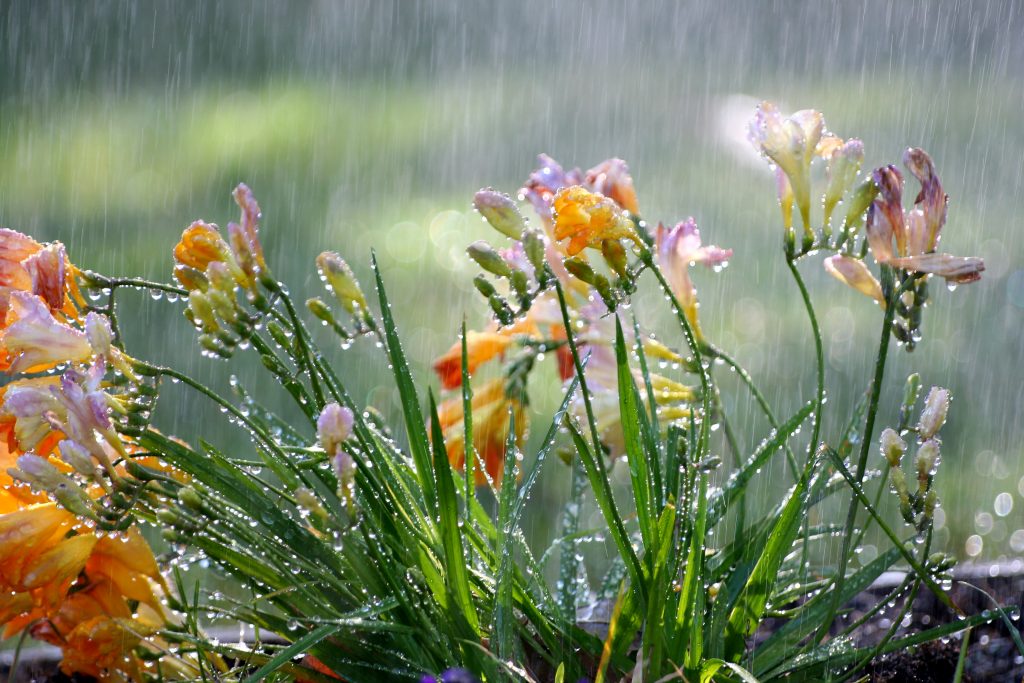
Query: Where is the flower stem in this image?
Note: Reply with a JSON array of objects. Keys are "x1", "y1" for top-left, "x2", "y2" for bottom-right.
[{"x1": 785, "y1": 258, "x2": 825, "y2": 466}]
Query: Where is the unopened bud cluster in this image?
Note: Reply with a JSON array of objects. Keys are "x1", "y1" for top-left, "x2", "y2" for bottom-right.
[
  {"x1": 880, "y1": 384, "x2": 951, "y2": 531},
  {"x1": 469, "y1": 190, "x2": 556, "y2": 325}
]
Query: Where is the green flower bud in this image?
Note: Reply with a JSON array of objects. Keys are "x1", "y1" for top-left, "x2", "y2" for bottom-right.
[
  {"x1": 306, "y1": 297, "x2": 333, "y2": 323},
  {"x1": 522, "y1": 227, "x2": 547, "y2": 275},
  {"x1": 601, "y1": 238, "x2": 629, "y2": 280},
  {"x1": 316, "y1": 251, "x2": 368, "y2": 316},
  {"x1": 473, "y1": 275, "x2": 497, "y2": 298},
  {"x1": 467, "y1": 241, "x2": 513, "y2": 277},
  {"x1": 563, "y1": 257, "x2": 598, "y2": 285},
  {"x1": 473, "y1": 189, "x2": 526, "y2": 240},
  {"x1": 188, "y1": 291, "x2": 218, "y2": 332},
  {"x1": 915, "y1": 439, "x2": 940, "y2": 492},
  {"x1": 178, "y1": 486, "x2": 204, "y2": 512}
]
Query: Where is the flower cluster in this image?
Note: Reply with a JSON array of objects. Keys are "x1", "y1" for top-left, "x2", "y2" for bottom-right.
[
  {"x1": 434, "y1": 155, "x2": 729, "y2": 482},
  {"x1": 0, "y1": 232, "x2": 185, "y2": 680},
  {"x1": 749, "y1": 102, "x2": 984, "y2": 348},
  {"x1": 880, "y1": 385, "x2": 950, "y2": 530},
  {"x1": 173, "y1": 183, "x2": 272, "y2": 357}
]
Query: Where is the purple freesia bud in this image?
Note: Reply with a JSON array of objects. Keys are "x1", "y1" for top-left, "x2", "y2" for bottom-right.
[{"x1": 318, "y1": 403, "x2": 354, "y2": 455}]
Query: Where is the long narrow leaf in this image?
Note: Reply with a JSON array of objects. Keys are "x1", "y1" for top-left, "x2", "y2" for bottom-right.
[{"x1": 371, "y1": 253, "x2": 436, "y2": 512}]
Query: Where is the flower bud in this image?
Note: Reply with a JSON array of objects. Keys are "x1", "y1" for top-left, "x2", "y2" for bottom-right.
[
  {"x1": 266, "y1": 320, "x2": 292, "y2": 350},
  {"x1": 601, "y1": 238, "x2": 629, "y2": 280},
  {"x1": 473, "y1": 189, "x2": 526, "y2": 240},
  {"x1": 488, "y1": 294, "x2": 515, "y2": 326},
  {"x1": 879, "y1": 428, "x2": 906, "y2": 467},
  {"x1": 178, "y1": 486, "x2": 204, "y2": 512},
  {"x1": 207, "y1": 289, "x2": 239, "y2": 324},
  {"x1": 915, "y1": 439, "x2": 940, "y2": 491},
  {"x1": 59, "y1": 440, "x2": 98, "y2": 479},
  {"x1": 467, "y1": 241, "x2": 513, "y2": 278},
  {"x1": 11, "y1": 454, "x2": 65, "y2": 491},
  {"x1": 316, "y1": 251, "x2": 367, "y2": 316},
  {"x1": 85, "y1": 312, "x2": 113, "y2": 357},
  {"x1": 173, "y1": 265, "x2": 209, "y2": 292},
  {"x1": 295, "y1": 486, "x2": 329, "y2": 521},
  {"x1": 923, "y1": 489, "x2": 938, "y2": 520},
  {"x1": 318, "y1": 403, "x2": 354, "y2": 455},
  {"x1": 188, "y1": 291, "x2": 219, "y2": 332},
  {"x1": 563, "y1": 257, "x2": 598, "y2": 285},
  {"x1": 918, "y1": 387, "x2": 950, "y2": 438},
  {"x1": 889, "y1": 467, "x2": 910, "y2": 507},
  {"x1": 898, "y1": 373, "x2": 921, "y2": 430},
  {"x1": 473, "y1": 275, "x2": 497, "y2": 298},
  {"x1": 521, "y1": 227, "x2": 547, "y2": 276},
  {"x1": 306, "y1": 297, "x2": 333, "y2": 323}
]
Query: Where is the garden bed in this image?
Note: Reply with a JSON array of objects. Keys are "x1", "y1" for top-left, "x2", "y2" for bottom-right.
[{"x1": 6, "y1": 563, "x2": 1020, "y2": 682}]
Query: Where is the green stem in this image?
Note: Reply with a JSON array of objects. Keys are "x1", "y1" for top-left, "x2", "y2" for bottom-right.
[
  {"x1": 785, "y1": 258, "x2": 825, "y2": 465},
  {"x1": 642, "y1": 250, "x2": 712, "y2": 461},
  {"x1": 824, "y1": 266, "x2": 904, "y2": 638}
]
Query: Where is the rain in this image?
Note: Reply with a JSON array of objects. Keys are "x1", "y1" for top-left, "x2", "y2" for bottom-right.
[{"x1": 0, "y1": 0, "x2": 1022, "y2": 662}]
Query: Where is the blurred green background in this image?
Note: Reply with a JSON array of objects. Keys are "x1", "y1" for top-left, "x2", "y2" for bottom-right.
[{"x1": 1, "y1": 1, "x2": 1022, "y2": 564}]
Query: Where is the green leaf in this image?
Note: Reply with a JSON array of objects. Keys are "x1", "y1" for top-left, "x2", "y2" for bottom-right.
[
  {"x1": 752, "y1": 546, "x2": 901, "y2": 674},
  {"x1": 700, "y1": 659, "x2": 762, "y2": 683},
  {"x1": 614, "y1": 315, "x2": 655, "y2": 553},
  {"x1": 371, "y1": 252, "x2": 436, "y2": 512},
  {"x1": 428, "y1": 392, "x2": 480, "y2": 635},
  {"x1": 676, "y1": 473, "x2": 708, "y2": 669},
  {"x1": 493, "y1": 409, "x2": 522, "y2": 661},
  {"x1": 242, "y1": 623, "x2": 341, "y2": 683},
  {"x1": 723, "y1": 454, "x2": 818, "y2": 662}
]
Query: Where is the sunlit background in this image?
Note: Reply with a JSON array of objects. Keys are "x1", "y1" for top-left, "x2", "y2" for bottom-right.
[{"x1": 1, "y1": 1, "x2": 1022, "y2": 565}]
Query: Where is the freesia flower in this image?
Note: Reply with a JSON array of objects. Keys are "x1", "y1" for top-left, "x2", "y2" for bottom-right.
[
  {"x1": 521, "y1": 154, "x2": 585, "y2": 223},
  {"x1": 748, "y1": 102, "x2": 824, "y2": 233},
  {"x1": 432, "y1": 331, "x2": 514, "y2": 390},
  {"x1": 436, "y1": 378, "x2": 526, "y2": 488},
  {"x1": 867, "y1": 149, "x2": 984, "y2": 284},
  {"x1": 0, "y1": 230, "x2": 79, "y2": 325},
  {"x1": 553, "y1": 186, "x2": 640, "y2": 257},
  {"x1": 655, "y1": 219, "x2": 732, "y2": 341},
  {"x1": 823, "y1": 255, "x2": 884, "y2": 305},
  {"x1": 0, "y1": 291, "x2": 92, "y2": 373},
  {"x1": 826, "y1": 149, "x2": 984, "y2": 304},
  {"x1": 585, "y1": 158, "x2": 640, "y2": 214}
]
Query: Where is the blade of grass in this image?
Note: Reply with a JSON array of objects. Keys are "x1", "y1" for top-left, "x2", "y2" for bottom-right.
[
  {"x1": 428, "y1": 392, "x2": 480, "y2": 636},
  {"x1": 371, "y1": 252, "x2": 436, "y2": 513},
  {"x1": 493, "y1": 409, "x2": 522, "y2": 661},
  {"x1": 614, "y1": 315, "x2": 656, "y2": 554},
  {"x1": 241, "y1": 624, "x2": 341, "y2": 683},
  {"x1": 723, "y1": 452, "x2": 818, "y2": 663}
]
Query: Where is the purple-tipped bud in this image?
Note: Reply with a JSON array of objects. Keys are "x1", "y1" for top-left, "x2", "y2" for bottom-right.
[
  {"x1": 918, "y1": 387, "x2": 950, "y2": 438},
  {"x1": 318, "y1": 403, "x2": 354, "y2": 455}
]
